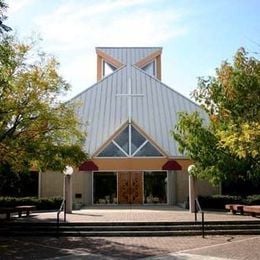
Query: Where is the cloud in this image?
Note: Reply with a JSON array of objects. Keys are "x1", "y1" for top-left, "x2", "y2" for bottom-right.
[
  {"x1": 7, "y1": 0, "x2": 36, "y2": 15},
  {"x1": 25, "y1": 0, "x2": 188, "y2": 98},
  {"x1": 37, "y1": 0, "x2": 186, "y2": 48}
]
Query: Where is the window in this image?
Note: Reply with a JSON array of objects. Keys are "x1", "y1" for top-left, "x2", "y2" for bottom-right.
[
  {"x1": 144, "y1": 171, "x2": 167, "y2": 204},
  {"x1": 97, "y1": 125, "x2": 163, "y2": 157},
  {"x1": 93, "y1": 172, "x2": 117, "y2": 204},
  {"x1": 141, "y1": 60, "x2": 156, "y2": 76},
  {"x1": 103, "y1": 61, "x2": 117, "y2": 77}
]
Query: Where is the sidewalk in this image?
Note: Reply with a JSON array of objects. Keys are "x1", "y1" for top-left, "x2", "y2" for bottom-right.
[
  {"x1": 1, "y1": 207, "x2": 259, "y2": 259},
  {"x1": 15, "y1": 205, "x2": 259, "y2": 223}
]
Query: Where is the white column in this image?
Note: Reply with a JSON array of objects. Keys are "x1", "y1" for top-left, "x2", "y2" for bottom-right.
[
  {"x1": 189, "y1": 174, "x2": 198, "y2": 213},
  {"x1": 65, "y1": 175, "x2": 73, "y2": 213}
]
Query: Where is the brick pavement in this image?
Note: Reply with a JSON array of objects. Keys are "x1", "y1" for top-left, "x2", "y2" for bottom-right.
[
  {"x1": 0, "y1": 235, "x2": 259, "y2": 259},
  {"x1": 1, "y1": 207, "x2": 259, "y2": 259},
  {"x1": 15, "y1": 206, "x2": 257, "y2": 223}
]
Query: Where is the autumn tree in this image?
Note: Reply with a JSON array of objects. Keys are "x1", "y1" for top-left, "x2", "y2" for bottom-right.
[
  {"x1": 0, "y1": 35, "x2": 87, "y2": 172},
  {"x1": 172, "y1": 49, "x2": 260, "y2": 186}
]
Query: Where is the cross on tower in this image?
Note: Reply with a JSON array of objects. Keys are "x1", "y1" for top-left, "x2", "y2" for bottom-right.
[
  {"x1": 116, "y1": 78, "x2": 144, "y2": 156},
  {"x1": 116, "y1": 78, "x2": 144, "y2": 124}
]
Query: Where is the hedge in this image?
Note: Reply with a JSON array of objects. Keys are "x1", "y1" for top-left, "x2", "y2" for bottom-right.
[
  {"x1": 0, "y1": 196, "x2": 63, "y2": 210},
  {"x1": 198, "y1": 194, "x2": 260, "y2": 210}
]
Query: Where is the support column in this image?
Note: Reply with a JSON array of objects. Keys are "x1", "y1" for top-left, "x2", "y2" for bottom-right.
[
  {"x1": 189, "y1": 174, "x2": 198, "y2": 213},
  {"x1": 65, "y1": 175, "x2": 73, "y2": 213}
]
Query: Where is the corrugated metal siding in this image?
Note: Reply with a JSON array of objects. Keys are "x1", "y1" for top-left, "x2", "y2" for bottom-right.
[
  {"x1": 72, "y1": 64, "x2": 207, "y2": 157},
  {"x1": 96, "y1": 47, "x2": 162, "y2": 65}
]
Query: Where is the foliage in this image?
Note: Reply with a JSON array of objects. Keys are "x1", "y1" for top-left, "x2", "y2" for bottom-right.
[
  {"x1": 0, "y1": 196, "x2": 63, "y2": 210},
  {"x1": 0, "y1": 0, "x2": 11, "y2": 34},
  {"x1": 198, "y1": 194, "x2": 260, "y2": 210},
  {"x1": 172, "y1": 112, "x2": 256, "y2": 184},
  {"x1": 0, "y1": 164, "x2": 38, "y2": 196},
  {"x1": 172, "y1": 49, "x2": 260, "y2": 184},
  {"x1": 193, "y1": 48, "x2": 260, "y2": 160},
  {"x1": 198, "y1": 195, "x2": 242, "y2": 210},
  {"x1": 0, "y1": 35, "x2": 87, "y2": 172}
]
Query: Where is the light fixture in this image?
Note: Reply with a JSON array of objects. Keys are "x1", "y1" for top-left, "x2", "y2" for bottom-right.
[
  {"x1": 188, "y1": 164, "x2": 195, "y2": 175},
  {"x1": 63, "y1": 165, "x2": 73, "y2": 176}
]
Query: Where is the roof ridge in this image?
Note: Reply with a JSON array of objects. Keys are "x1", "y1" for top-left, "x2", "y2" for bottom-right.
[
  {"x1": 131, "y1": 65, "x2": 201, "y2": 109},
  {"x1": 69, "y1": 65, "x2": 127, "y2": 101}
]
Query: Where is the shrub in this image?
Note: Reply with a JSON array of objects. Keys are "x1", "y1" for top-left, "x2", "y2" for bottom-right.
[
  {"x1": 242, "y1": 194, "x2": 260, "y2": 205},
  {"x1": 197, "y1": 194, "x2": 260, "y2": 210},
  {"x1": 0, "y1": 196, "x2": 63, "y2": 210},
  {"x1": 198, "y1": 195, "x2": 242, "y2": 210}
]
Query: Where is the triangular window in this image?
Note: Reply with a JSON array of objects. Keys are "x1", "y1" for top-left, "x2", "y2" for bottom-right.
[
  {"x1": 97, "y1": 125, "x2": 163, "y2": 157},
  {"x1": 103, "y1": 61, "x2": 117, "y2": 77},
  {"x1": 141, "y1": 60, "x2": 156, "y2": 77}
]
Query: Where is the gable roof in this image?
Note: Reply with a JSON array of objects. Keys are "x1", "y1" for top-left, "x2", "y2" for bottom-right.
[
  {"x1": 96, "y1": 47, "x2": 162, "y2": 66},
  {"x1": 71, "y1": 61, "x2": 206, "y2": 157}
]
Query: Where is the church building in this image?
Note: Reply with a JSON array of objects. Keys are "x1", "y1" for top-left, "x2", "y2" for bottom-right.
[{"x1": 39, "y1": 47, "x2": 219, "y2": 207}]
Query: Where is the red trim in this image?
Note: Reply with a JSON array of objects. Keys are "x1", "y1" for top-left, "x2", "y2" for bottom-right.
[
  {"x1": 79, "y1": 160, "x2": 98, "y2": 171},
  {"x1": 162, "y1": 160, "x2": 182, "y2": 170}
]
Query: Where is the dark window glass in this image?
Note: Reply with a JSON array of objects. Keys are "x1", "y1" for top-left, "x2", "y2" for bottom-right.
[
  {"x1": 131, "y1": 126, "x2": 146, "y2": 153},
  {"x1": 98, "y1": 142, "x2": 126, "y2": 157},
  {"x1": 93, "y1": 172, "x2": 117, "y2": 204},
  {"x1": 134, "y1": 142, "x2": 162, "y2": 157},
  {"x1": 144, "y1": 171, "x2": 167, "y2": 204},
  {"x1": 97, "y1": 125, "x2": 162, "y2": 157},
  {"x1": 114, "y1": 126, "x2": 129, "y2": 153}
]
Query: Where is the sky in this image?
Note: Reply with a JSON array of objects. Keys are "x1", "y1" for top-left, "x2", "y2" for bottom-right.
[{"x1": 5, "y1": 0, "x2": 260, "y2": 100}]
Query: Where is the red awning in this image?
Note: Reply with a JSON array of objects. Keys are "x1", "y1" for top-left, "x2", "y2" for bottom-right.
[
  {"x1": 162, "y1": 160, "x2": 182, "y2": 170},
  {"x1": 79, "y1": 160, "x2": 98, "y2": 171}
]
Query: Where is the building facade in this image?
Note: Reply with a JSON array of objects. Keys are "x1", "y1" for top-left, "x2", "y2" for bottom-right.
[{"x1": 40, "y1": 47, "x2": 219, "y2": 207}]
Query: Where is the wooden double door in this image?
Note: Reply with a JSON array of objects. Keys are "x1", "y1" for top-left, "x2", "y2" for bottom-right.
[{"x1": 118, "y1": 172, "x2": 143, "y2": 204}]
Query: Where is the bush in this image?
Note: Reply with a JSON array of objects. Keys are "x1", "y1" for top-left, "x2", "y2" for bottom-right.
[
  {"x1": 243, "y1": 194, "x2": 260, "y2": 205},
  {"x1": 0, "y1": 196, "x2": 63, "y2": 210},
  {"x1": 198, "y1": 195, "x2": 241, "y2": 210},
  {"x1": 198, "y1": 194, "x2": 260, "y2": 210}
]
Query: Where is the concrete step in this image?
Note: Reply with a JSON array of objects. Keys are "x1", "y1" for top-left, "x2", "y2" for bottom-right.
[{"x1": 1, "y1": 220, "x2": 260, "y2": 237}]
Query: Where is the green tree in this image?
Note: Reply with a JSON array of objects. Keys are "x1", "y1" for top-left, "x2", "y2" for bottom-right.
[
  {"x1": 172, "y1": 49, "x2": 260, "y2": 185},
  {"x1": 0, "y1": 35, "x2": 87, "y2": 172},
  {"x1": 193, "y1": 48, "x2": 260, "y2": 160}
]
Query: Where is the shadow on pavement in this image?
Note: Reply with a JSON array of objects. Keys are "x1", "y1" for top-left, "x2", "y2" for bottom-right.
[{"x1": 0, "y1": 236, "x2": 169, "y2": 259}]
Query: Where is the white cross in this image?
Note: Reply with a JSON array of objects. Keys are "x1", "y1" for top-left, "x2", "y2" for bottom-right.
[
  {"x1": 116, "y1": 78, "x2": 144, "y2": 156},
  {"x1": 116, "y1": 78, "x2": 144, "y2": 124}
]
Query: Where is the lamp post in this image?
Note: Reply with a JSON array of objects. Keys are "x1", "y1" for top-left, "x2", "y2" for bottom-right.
[
  {"x1": 188, "y1": 164, "x2": 198, "y2": 213},
  {"x1": 63, "y1": 166, "x2": 73, "y2": 213}
]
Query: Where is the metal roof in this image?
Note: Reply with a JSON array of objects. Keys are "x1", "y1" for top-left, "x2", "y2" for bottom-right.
[
  {"x1": 71, "y1": 58, "x2": 206, "y2": 157},
  {"x1": 96, "y1": 47, "x2": 162, "y2": 66}
]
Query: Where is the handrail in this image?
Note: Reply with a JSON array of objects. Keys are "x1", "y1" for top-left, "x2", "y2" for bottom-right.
[
  {"x1": 194, "y1": 198, "x2": 205, "y2": 238},
  {"x1": 56, "y1": 199, "x2": 66, "y2": 235}
]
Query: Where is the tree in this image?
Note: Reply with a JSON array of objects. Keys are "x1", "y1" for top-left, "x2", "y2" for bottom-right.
[
  {"x1": 0, "y1": 0, "x2": 11, "y2": 34},
  {"x1": 0, "y1": 35, "x2": 87, "y2": 172},
  {"x1": 172, "y1": 49, "x2": 260, "y2": 185},
  {"x1": 193, "y1": 48, "x2": 260, "y2": 160}
]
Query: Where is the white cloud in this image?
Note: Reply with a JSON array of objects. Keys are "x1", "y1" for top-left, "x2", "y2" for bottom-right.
[
  {"x1": 26, "y1": 0, "x2": 188, "y2": 98},
  {"x1": 7, "y1": 0, "x2": 36, "y2": 14}
]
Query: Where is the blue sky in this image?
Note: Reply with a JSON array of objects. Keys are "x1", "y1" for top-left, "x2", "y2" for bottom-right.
[{"x1": 6, "y1": 0, "x2": 260, "y2": 100}]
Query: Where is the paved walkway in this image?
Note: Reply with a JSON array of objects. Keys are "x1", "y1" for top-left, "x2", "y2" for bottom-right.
[
  {"x1": 12, "y1": 205, "x2": 259, "y2": 223},
  {"x1": 1, "y1": 207, "x2": 259, "y2": 259}
]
